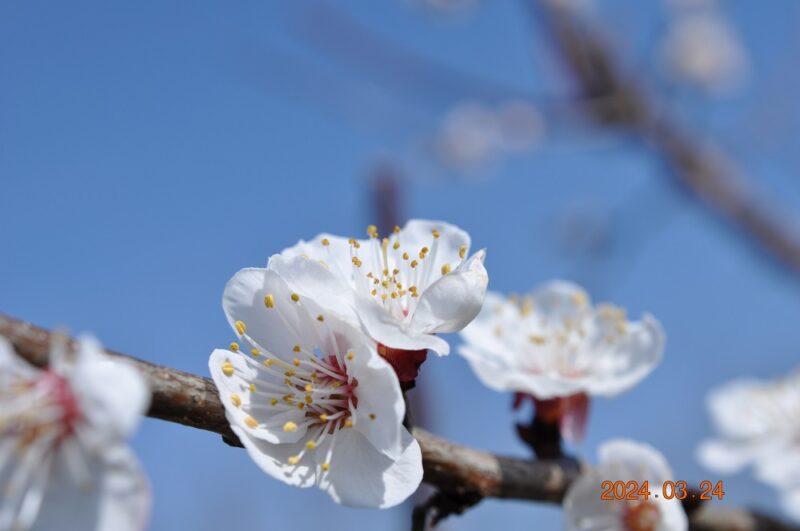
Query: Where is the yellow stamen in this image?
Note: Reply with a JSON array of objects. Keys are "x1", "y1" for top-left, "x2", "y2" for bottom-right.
[
  {"x1": 245, "y1": 416, "x2": 258, "y2": 428},
  {"x1": 459, "y1": 245, "x2": 467, "y2": 259},
  {"x1": 222, "y1": 361, "x2": 234, "y2": 376},
  {"x1": 432, "y1": 229, "x2": 440, "y2": 239},
  {"x1": 305, "y1": 384, "x2": 313, "y2": 392},
  {"x1": 290, "y1": 293, "x2": 300, "y2": 302},
  {"x1": 288, "y1": 455, "x2": 300, "y2": 465},
  {"x1": 367, "y1": 224, "x2": 378, "y2": 238},
  {"x1": 230, "y1": 394, "x2": 241, "y2": 407},
  {"x1": 250, "y1": 348, "x2": 260, "y2": 357},
  {"x1": 283, "y1": 421, "x2": 298, "y2": 433},
  {"x1": 321, "y1": 238, "x2": 330, "y2": 246},
  {"x1": 229, "y1": 342, "x2": 240, "y2": 352},
  {"x1": 344, "y1": 419, "x2": 353, "y2": 428},
  {"x1": 317, "y1": 314, "x2": 324, "y2": 322},
  {"x1": 441, "y1": 263, "x2": 451, "y2": 275},
  {"x1": 293, "y1": 345, "x2": 301, "y2": 353},
  {"x1": 306, "y1": 441, "x2": 317, "y2": 450},
  {"x1": 319, "y1": 414, "x2": 329, "y2": 422},
  {"x1": 264, "y1": 294, "x2": 275, "y2": 308},
  {"x1": 270, "y1": 398, "x2": 278, "y2": 406},
  {"x1": 369, "y1": 413, "x2": 377, "y2": 420},
  {"x1": 322, "y1": 463, "x2": 330, "y2": 472}
]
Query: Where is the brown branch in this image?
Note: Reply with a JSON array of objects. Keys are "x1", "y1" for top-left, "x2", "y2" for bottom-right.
[
  {"x1": 533, "y1": 0, "x2": 800, "y2": 276},
  {"x1": 0, "y1": 313, "x2": 794, "y2": 530}
]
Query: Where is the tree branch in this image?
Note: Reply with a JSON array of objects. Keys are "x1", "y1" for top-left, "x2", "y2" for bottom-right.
[
  {"x1": 533, "y1": 0, "x2": 800, "y2": 276},
  {"x1": 0, "y1": 313, "x2": 793, "y2": 530}
]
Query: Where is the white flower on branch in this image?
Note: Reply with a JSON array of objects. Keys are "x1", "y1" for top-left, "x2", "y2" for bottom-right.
[
  {"x1": 0, "y1": 335, "x2": 150, "y2": 531},
  {"x1": 211, "y1": 267, "x2": 423, "y2": 508},
  {"x1": 458, "y1": 281, "x2": 663, "y2": 439},
  {"x1": 267, "y1": 219, "x2": 488, "y2": 384},
  {"x1": 697, "y1": 371, "x2": 800, "y2": 521},
  {"x1": 564, "y1": 439, "x2": 688, "y2": 530}
]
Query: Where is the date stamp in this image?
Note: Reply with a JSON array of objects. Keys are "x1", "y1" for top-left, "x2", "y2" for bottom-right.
[{"x1": 600, "y1": 480, "x2": 725, "y2": 501}]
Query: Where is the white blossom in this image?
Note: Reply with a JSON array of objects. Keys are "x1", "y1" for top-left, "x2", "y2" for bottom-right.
[
  {"x1": 0, "y1": 335, "x2": 150, "y2": 531},
  {"x1": 697, "y1": 371, "x2": 800, "y2": 520},
  {"x1": 564, "y1": 439, "x2": 688, "y2": 531},
  {"x1": 661, "y1": 12, "x2": 749, "y2": 93},
  {"x1": 210, "y1": 266, "x2": 423, "y2": 507},
  {"x1": 458, "y1": 281, "x2": 664, "y2": 400},
  {"x1": 268, "y1": 219, "x2": 488, "y2": 359}
]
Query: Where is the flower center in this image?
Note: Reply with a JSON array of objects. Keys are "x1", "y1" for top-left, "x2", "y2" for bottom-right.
[
  {"x1": 622, "y1": 501, "x2": 660, "y2": 531},
  {"x1": 337, "y1": 225, "x2": 467, "y2": 321}
]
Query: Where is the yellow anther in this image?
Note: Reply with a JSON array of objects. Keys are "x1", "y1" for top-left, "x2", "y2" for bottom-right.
[
  {"x1": 381, "y1": 294, "x2": 388, "y2": 301},
  {"x1": 346, "y1": 352, "x2": 354, "y2": 361},
  {"x1": 432, "y1": 229, "x2": 440, "y2": 239},
  {"x1": 235, "y1": 320, "x2": 247, "y2": 335},
  {"x1": 371, "y1": 289, "x2": 377, "y2": 296},
  {"x1": 390, "y1": 292, "x2": 398, "y2": 299},
  {"x1": 293, "y1": 345, "x2": 301, "y2": 353},
  {"x1": 392, "y1": 268, "x2": 400, "y2": 275},
  {"x1": 264, "y1": 358, "x2": 274, "y2": 367},
  {"x1": 322, "y1": 463, "x2": 330, "y2": 472},
  {"x1": 230, "y1": 394, "x2": 242, "y2": 407},
  {"x1": 419, "y1": 247, "x2": 429, "y2": 258},
  {"x1": 222, "y1": 361, "x2": 234, "y2": 376},
  {"x1": 393, "y1": 225, "x2": 400, "y2": 233},
  {"x1": 285, "y1": 370, "x2": 296, "y2": 377},
  {"x1": 369, "y1": 413, "x2": 377, "y2": 420},
  {"x1": 321, "y1": 238, "x2": 330, "y2": 246},
  {"x1": 250, "y1": 348, "x2": 260, "y2": 357},
  {"x1": 382, "y1": 268, "x2": 389, "y2": 276},
  {"x1": 304, "y1": 384, "x2": 313, "y2": 392},
  {"x1": 264, "y1": 294, "x2": 275, "y2": 308},
  {"x1": 305, "y1": 394, "x2": 313, "y2": 404},
  {"x1": 249, "y1": 383, "x2": 256, "y2": 392},
  {"x1": 283, "y1": 421, "x2": 298, "y2": 433},
  {"x1": 441, "y1": 263, "x2": 451, "y2": 275},
  {"x1": 402, "y1": 252, "x2": 409, "y2": 260},
  {"x1": 317, "y1": 314, "x2": 324, "y2": 322},
  {"x1": 297, "y1": 402, "x2": 305, "y2": 410},
  {"x1": 331, "y1": 381, "x2": 343, "y2": 388},
  {"x1": 529, "y1": 334, "x2": 546, "y2": 345},
  {"x1": 352, "y1": 257, "x2": 362, "y2": 267},
  {"x1": 270, "y1": 398, "x2": 278, "y2": 406},
  {"x1": 319, "y1": 414, "x2": 329, "y2": 422},
  {"x1": 459, "y1": 245, "x2": 467, "y2": 259},
  {"x1": 245, "y1": 416, "x2": 258, "y2": 428},
  {"x1": 410, "y1": 260, "x2": 418, "y2": 268},
  {"x1": 288, "y1": 455, "x2": 300, "y2": 465},
  {"x1": 367, "y1": 224, "x2": 378, "y2": 238},
  {"x1": 229, "y1": 342, "x2": 240, "y2": 352},
  {"x1": 292, "y1": 359, "x2": 300, "y2": 368},
  {"x1": 393, "y1": 241, "x2": 400, "y2": 250},
  {"x1": 571, "y1": 291, "x2": 588, "y2": 308},
  {"x1": 306, "y1": 441, "x2": 317, "y2": 450},
  {"x1": 290, "y1": 293, "x2": 300, "y2": 302},
  {"x1": 344, "y1": 419, "x2": 353, "y2": 428}
]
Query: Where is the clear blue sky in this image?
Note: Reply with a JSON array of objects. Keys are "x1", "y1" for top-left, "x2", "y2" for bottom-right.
[{"x1": 2, "y1": 1, "x2": 799, "y2": 529}]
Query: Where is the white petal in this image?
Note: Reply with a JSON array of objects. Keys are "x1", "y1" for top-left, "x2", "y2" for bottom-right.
[
  {"x1": 581, "y1": 314, "x2": 665, "y2": 397},
  {"x1": 274, "y1": 233, "x2": 355, "y2": 288},
  {"x1": 222, "y1": 268, "x2": 308, "y2": 361},
  {"x1": 354, "y1": 294, "x2": 450, "y2": 354},
  {"x1": 654, "y1": 494, "x2": 689, "y2": 531},
  {"x1": 208, "y1": 349, "x2": 306, "y2": 444},
  {"x1": 531, "y1": 280, "x2": 592, "y2": 323},
  {"x1": 323, "y1": 427, "x2": 422, "y2": 508},
  {"x1": 598, "y1": 439, "x2": 674, "y2": 484},
  {"x1": 0, "y1": 336, "x2": 40, "y2": 381},
  {"x1": 345, "y1": 339, "x2": 406, "y2": 460},
  {"x1": 754, "y1": 444, "x2": 800, "y2": 488},
  {"x1": 397, "y1": 219, "x2": 471, "y2": 279},
  {"x1": 230, "y1": 426, "x2": 317, "y2": 489},
  {"x1": 706, "y1": 378, "x2": 787, "y2": 440},
  {"x1": 695, "y1": 438, "x2": 763, "y2": 475},
  {"x1": 32, "y1": 443, "x2": 150, "y2": 531},
  {"x1": 71, "y1": 336, "x2": 150, "y2": 440},
  {"x1": 410, "y1": 249, "x2": 488, "y2": 335},
  {"x1": 267, "y1": 254, "x2": 360, "y2": 327}
]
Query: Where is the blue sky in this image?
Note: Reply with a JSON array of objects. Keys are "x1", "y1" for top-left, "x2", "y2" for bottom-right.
[{"x1": 2, "y1": 1, "x2": 800, "y2": 529}]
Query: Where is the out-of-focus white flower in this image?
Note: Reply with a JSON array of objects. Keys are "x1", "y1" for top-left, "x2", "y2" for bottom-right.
[
  {"x1": 697, "y1": 372, "x2": 800, "y2": 495},
  {"x1": 459, "y1": 281, "x2": 664, "y2": 400},
  {"x1": 661, "y1": 12, "x2": 749, "y2": 93},
  {"x1": 0, "y1": 335, "x2": 150, "y2": 531},
  {"x1": 434, "y1": 101, "x2": 544, "y2": 173},
  {"x1": 267, "y1": 220, "x2": 487, "y2": 384},
  {"x1": 210, "y1": 269, "x2": 422, "y2": 507},
  {"x1": 564, "y1": 439, "x2": 688, "y2": 531}
]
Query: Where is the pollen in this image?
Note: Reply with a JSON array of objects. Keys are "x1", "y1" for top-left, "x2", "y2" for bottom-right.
[
  {"x1": 344, "y1": 418, "x2": 353, "y2": 428},
  {"x1": 305, "y1": 384, "x2": 313, "y2": 392},
  {"x1": 283, "y1": 421, "x2": 298, "y2": 433},
  {"x1": 459, "y1": 245, "x2": 467, "y2": 259},
  {"x1": 288, "y1": 455, "x2": 300, "y2": 465},
  {"x1": 250, "y1": 348, "x2": 260, "y2": 357},
  {"x1": 369, "y1": 413, "x2": 377, "y2": 420},
  {"x1": 432, "y1": 229, "x2": 440, "y2": 239},
  {"x1": 293, "y1": 345, "x2": 301, "y2": 353},
  {"x1": 393, "y1": 225, "x2": 400, "y2": 233},
  {"x1": 306, "y1": 441, "x2": 317, "y2": 450},
  {"x1": 234, "y1": 321, "x2": 246, "y2": 335},
  {"x1": 319, "y1": 414, "x2": 329, "y2": 422},
  {"x1": 419, "y1": 247, "x2": 429, "y2": 258},
  {"x1": 297, "y1": 402, "x2": 305, "y2": 410},
  {"x1": 264, "y1": 294, "x2": 275, "y2": 308},
  {"x1": 317, "y1": 314, "x2": 324, "y2": 322},
  {"x1": 321, "y1": 238, "x2": 330, "y2": 246},
  {"x1": 230, "y1": 394, "x2": 242, "y2": 407},
  {"x1": 305, "y1": 395, "x2": 313, "y2": 404},
  {"x1": 530, "y1": 335, "x2": 547, "y2": 345},
  {"x1": 222, "y1": 361, "x2": 234, "y2": 376},
  {"x1": 264, "y1": 358, "x2": 275, "y2": 367},
  {"x1": 290, "y1": 293, "x2": 300, "y2": 302},
  {"x1": 229, "y1": 342, "x2": 240, "y2": 352},
  {"x1": 367, "y1": 224, "x2": 378, "y2": 238},
  {"x1": 441, "y1": 263, "x2": 451, "y2": 275},
  {"x1": 245, "y1": 415, "x2": 258, "y2": 428},
  {"x1": 270, "y1": 398, "x2": 278, "y2": 406},
  {"x1": 322, "y1": 463, "x2": 330, "y2": 472},
  {"x1": 249, "y1": 383, "x2": 256, "y2": 392},
  {"x1": 410, "y1": 260, "x2": 418, "y2": 268},
  {"x1": 352, "y1": 257, "x2": 362, "y2": 267},
  {"x1": 402, "y1": 252, "x2": 409, "y2": 260},
  {"x1": 392, "y1": 241, "x2": 400, "y2": 250},
  {"x1": 346, "y1": 351, "x2": 355, "y2": 361}
]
